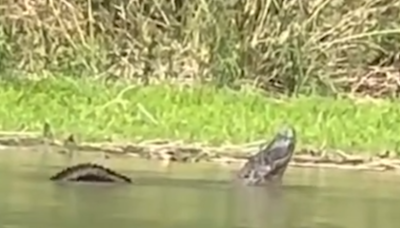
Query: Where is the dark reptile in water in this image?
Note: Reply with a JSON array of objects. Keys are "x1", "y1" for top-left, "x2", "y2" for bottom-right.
[
  {"x1": 237, "y1": 125, "x2": 297, "y2": 186},
  {"x1": 50, "y1": 127, "x2": 295, "y2": 186},
  {"x1": 50, "y1": 163, "x2": 132, "y2": 183}
]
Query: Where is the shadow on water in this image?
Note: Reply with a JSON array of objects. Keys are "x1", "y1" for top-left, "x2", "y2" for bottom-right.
[{"x1": 0, "y1": 149, "x2": 400, "y2": 228}]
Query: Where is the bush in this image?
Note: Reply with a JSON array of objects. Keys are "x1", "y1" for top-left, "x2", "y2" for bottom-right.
[{"x1": 0, "y1": 0, "x2": 399, "y2": 97}]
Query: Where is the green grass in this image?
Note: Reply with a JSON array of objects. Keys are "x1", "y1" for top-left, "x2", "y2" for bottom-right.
[{"x1": 1, "y1": 76, "x2": 400, "y2": 155}]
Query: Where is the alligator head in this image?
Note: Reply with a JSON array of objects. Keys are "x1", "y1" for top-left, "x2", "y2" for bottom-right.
[{"x1": 238, "y1": 125, "x2": 296, "y2": 185}]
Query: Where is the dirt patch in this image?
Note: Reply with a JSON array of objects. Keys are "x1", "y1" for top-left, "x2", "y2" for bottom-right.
[{"x1": 0, "y1": 131, "x2": 399, "y2": 173}]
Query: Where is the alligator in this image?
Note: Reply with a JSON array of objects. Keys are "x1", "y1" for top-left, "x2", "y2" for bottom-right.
[
  {"x1": 50, "y1": 163, "x2": 132, "y2": 183},
  {"x1": 237, "y1": 126, "x2": 297, "y2": 186},
  {"x1": 49, "y1": 126, "x2": 295, "y2": 186}
]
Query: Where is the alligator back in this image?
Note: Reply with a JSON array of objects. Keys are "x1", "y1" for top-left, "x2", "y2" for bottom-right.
[{"x1": 50, "y1": 163, "x2": 132, "y2": 183}]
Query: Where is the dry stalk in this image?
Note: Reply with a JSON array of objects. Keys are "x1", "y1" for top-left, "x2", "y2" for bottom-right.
[{"x1": 0, "y1": 0, "x2": 399, "y2": 97}]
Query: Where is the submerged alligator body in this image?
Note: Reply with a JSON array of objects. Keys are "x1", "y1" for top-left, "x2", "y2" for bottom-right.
[
  {"x1": 238, "y1": 126, "x2": 297, "y2": 186},
  {"x1": 50, "y1": 127, "x2": 295, "y2": 186},
  {"x1": 50, "y1": 163, "x2": 132, "y2": 183}
]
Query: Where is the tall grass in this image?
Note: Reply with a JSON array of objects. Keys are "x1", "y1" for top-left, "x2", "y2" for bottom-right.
[{"x1": 0, "y1": 0, "x2": 399, "y2": 97}]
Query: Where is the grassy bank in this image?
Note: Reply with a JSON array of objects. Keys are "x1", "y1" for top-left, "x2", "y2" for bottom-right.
[{"x1": 1, "y1": 77, "x2": 400, "y2": 155}]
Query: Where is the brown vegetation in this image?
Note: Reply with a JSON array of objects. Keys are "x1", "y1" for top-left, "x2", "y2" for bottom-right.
[{"x1": 0, "y1": 0, "x2": 399, "y2": 97}]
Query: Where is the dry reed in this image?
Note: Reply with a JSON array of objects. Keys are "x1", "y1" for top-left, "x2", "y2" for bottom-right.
[{"x1": 0, "y1": 0, "x2": 399, "y2": 97}]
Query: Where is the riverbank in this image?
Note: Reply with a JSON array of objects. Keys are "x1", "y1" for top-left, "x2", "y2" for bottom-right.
[
  {"x1": 2, "y1": 77, "x2": 400, "y2": 154},
  {"x1": 1, "y1": 76, "x2": 400, "y2": 172},
  {"x1": 0, "y1": 131, "x2": 400, "y2": 173}
]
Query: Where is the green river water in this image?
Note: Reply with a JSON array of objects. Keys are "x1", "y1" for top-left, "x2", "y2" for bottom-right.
[{"x1": 0, "y1": 149, "x2": 399, "y2": 228}]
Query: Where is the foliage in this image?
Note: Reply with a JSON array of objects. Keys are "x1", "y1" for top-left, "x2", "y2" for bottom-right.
[{"x1": 0, "y1": 0, "x2": 399, "y2": 97}]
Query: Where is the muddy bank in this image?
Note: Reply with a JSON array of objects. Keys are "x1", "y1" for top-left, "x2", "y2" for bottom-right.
[{"x1": 0, "y1": 131, "x2": 399, "y2": 173}]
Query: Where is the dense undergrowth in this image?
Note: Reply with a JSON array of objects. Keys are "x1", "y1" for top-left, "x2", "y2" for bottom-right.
[{"x1": 0, "y1": 0, "x2": 399, "y2": 97}]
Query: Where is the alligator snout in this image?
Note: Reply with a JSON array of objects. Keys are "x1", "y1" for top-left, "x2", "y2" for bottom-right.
[{"x1": 237, "y1": 125, "x2": 297, "y2": 186}]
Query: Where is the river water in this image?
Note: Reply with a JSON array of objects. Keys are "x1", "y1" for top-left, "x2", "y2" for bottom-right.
[{"x1": 0, "y1": 149, "x2": 400, "y2": 228}]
